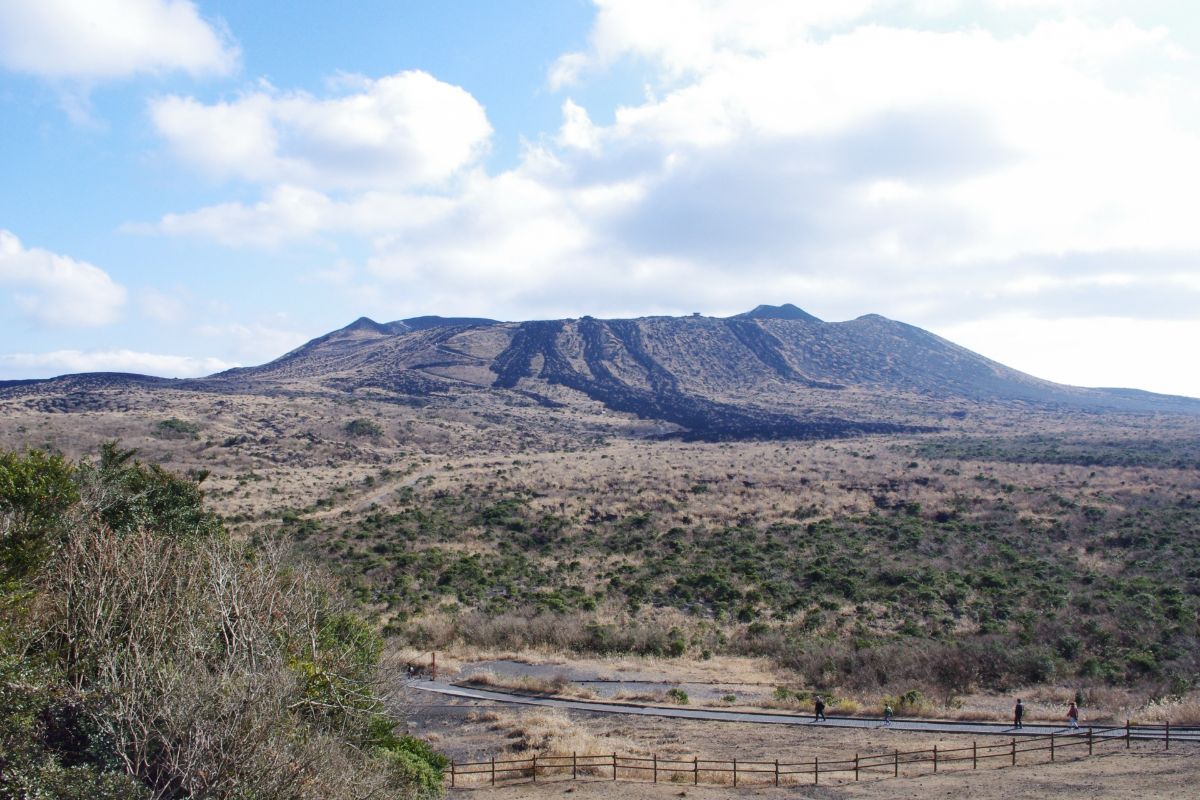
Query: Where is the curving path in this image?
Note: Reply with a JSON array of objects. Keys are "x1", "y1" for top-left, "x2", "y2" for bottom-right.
[{"x1": 409, "y1": 680, "x2": 1200, "y2": 742}]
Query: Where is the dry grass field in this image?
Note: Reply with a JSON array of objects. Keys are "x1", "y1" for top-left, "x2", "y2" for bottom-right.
[{"x1": 3, "y1": 378, "x2": 1200, "y2": 798}]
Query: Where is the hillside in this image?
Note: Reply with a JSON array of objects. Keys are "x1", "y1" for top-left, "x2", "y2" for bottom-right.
[
  {"x1": 2, "y1": 305, "x2": 1199, "y2": 697},
  {"x1": 7, "y1": 306, "x2": 1192, "y2": 441}
]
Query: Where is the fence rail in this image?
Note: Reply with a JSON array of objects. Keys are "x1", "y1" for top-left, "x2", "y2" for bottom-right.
[{"x1": 448, "y1": 722, "x2": 1189, "y2": 789}]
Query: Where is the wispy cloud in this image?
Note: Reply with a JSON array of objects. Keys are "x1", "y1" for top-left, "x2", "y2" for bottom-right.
[{"x1": 0, "y1": 349, "x2": 236, "y2": 379}]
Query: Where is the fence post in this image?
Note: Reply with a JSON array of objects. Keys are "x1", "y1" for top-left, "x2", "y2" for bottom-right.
[
  {"x1": 1088, "y1": 728, "x2": 1093, "y2": 756},
  {"x1": 573, "y1": 751, "x2": 577, "y2": 780},
  {"x1": 814, "y1": 756, "x2": 820, "y2": 785},
  {"x1": 733, "y1": 757, "x2": 738, "y2": 788},
  {"x1": 1126, "y1": 720, "x2": 1131, "y2": 749},
  {"x1": 451, "y1": 761, "x2": 455, "y2": 788},
  {"x1": 1166, "y1": 720, "x2": 1170, "y2": 751},
  {"x1": 532, "y1": 755, "x2": 537, "y2": 783},
  {"x1": 1051, "y1": 733, "x2": 1055, "y2": 762},
  {"x1": 653, "y1": 753, "x2": 658, "y2": 784},
  {"x1": 1011, "y1": 738, "x2": 1016, "y2": 766},
  {"x1": 855, "y1": 753, "x2": 859, "y2": 781},
  {"x1": 775, "y1": 759, "x2": 779, "y2": 787},
  {"x1": 894, "y1": 749, "x2": 899, "y2": 777},
  {"x1": 973, "y1": 741, "x2": 977, "y2": 769},
  {"x1": 613, "y1": 752, "x2": 617, "y2": 781},
  {"x1": 491, "y1": 756, "x2": 496, "y2": 786},
  {"x1": 694, "y1": 756, "x2": 698, "y2": 785},
  {"x1": 933, "y1": 744, "x2": 938, "y2": 773}
]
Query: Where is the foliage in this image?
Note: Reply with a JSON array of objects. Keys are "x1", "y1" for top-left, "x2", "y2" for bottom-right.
[
  {"x1": 666, "y1": 688, "x2": 689, "y2": 705},
  {"x1": 154, "y1": 417, "x2": 201, "y2": 440},
  {"x1": 0, "y1": 445, "x2": 443, "y2": 800},
  {"x1": 0, "y1": 448, "x2": 77, "y2": 583},
  {"x1": 278, "y1": 433, "x2": 1200, "y2": 694},
  {"x1": 345, "y1": 418, "x2": 384, "y2": 438}
]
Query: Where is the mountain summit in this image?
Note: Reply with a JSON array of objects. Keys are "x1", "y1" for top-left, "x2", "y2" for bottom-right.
[
  {"x1": 3, "y1": 306, "x2": 1196, "y2": 440},
  {"x1": 732, "y1": 303, "x2": 822, "y2": 322}
]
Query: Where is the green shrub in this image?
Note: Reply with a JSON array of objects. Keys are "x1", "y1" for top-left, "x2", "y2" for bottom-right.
[
  {"x1": 344, "y1": 418, "x2": 384, "y2": 438},
  {"x1": 666, "y1": 688, "x2": 689, "y2": 705},
  {"x1": 154, "y1": 417, "x2": 200, "y2": 440},
  {"x1": 0, "y1": 445, "x2": 441, "y2": 800}
]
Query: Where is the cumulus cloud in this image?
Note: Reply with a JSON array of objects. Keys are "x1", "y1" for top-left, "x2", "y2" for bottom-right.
[
  {"x1": 0, "y1": 349, "x2": 236, "y2": 379},
  {"x1": 149, "y1": 71, "x2": 492, "y2": 190},
  {"x1": 138, "y1": 1, "x2": 1200, "y2": 355},
  {"x1": 0, "y1": 0, "x2": 237, "y2": 81},
  {"x1": 0, "y1": 230, "x2": 127, "y2": 326}
]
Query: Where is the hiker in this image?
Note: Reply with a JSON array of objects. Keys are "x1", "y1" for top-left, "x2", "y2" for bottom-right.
[
  {"x1": 884, "y1": 703, "x2": 894, "y2": 725},
  {"x1": 813, "y1": 695, "x2": 827, "y2": 722},
  {"x1": 1067, "y1": 701, "x2": 1079, "y2": 729},
  {"x1": 1014, "y1": 698, "x2": 1025, "y2": 729}
]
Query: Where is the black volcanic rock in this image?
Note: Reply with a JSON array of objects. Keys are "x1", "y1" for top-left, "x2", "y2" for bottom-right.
[
  {"x1": 7, "y1": 307, "x2": 1199, "y2": 437},
  {"x1": 733, "y1": 303, "x2": 822, "y2": 322}
]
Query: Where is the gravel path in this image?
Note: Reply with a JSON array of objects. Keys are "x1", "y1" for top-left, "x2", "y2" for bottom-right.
[{"x1": 409, "y1": 680, "x2": 1199, "y2": 742}]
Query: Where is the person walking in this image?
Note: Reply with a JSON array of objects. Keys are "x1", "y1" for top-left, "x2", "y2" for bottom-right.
[
  {"x1": 1014, "y1": 698, "x2": 1025, "y2": 729},
  {"x1": 883, "y1": 703, "x2": 894, "y2": 725},
  {"x1": 1067, "y1": 701, "x2": 1079, "y2": 729},
  {"x1": 813, "y1": 695, "x2": 827, "y2": 722}
]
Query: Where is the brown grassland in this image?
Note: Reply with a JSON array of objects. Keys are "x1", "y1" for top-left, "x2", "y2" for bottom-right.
[{"x1": 3, "y1": 380, "x2": 1199, "y2": 798}]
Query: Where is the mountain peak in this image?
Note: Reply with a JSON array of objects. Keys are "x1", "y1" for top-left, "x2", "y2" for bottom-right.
[
  {"x1": 732, "y1": 303, "x2": 822, "y2": 322},
  {"x1": 341, "y1": 316, "x2": 403, "y2": 335},
  {"x1": 396, "y1": 315, "x2": 500, "y2": 331}
]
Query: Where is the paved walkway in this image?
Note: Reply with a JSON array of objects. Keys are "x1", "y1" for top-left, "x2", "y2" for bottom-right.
[{"x1": 409, "y1": 680, "x2": 1200, "y2": 742}]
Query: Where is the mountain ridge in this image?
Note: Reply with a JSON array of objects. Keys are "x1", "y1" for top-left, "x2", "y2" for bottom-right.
[{"x1": 2, "y1": 306, "x2": 1197, "y2": 440}]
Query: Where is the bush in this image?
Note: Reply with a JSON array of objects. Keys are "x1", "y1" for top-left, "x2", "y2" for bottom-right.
[
  {"x1": 345, "y1": 418, "x2": 384, "y2": 438},
  {"x1": 0, "y1": 445, "x2": 442, "y2": 800},
  {"x1": 154, "y1": 417, "x2": 200, "y2": 440},
  {"x1": 666, "y1": 688, "x2": 689, "y2": 705}
]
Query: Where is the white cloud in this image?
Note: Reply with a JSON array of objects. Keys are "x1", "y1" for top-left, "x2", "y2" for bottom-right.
[
  {"x1": 933, "y1": 316, "x2": 1200, "y2": 398},
  {"x1": 130, "y1": 184, "x2": 453, "y2": 247},
  {"x1": 0, "y1": 0, "x2": 237, "y2": 81},
  {"x1": 132, "y1": 1, "x2": 1200, "y2": 397},
  {"x1": 0, "y1": 230, "x2": 126, "y2": 326},
  {"x1": 149, "y1": 71, "x2": 492, "y2": 190},
  {"x1": 550, "y1": 0, "x2": 877, "y2": 85},
  {"x1": 194, "y1": 321, "x2": 308, "y2": 364},
  {"x1": 0, "y1": 349, "x2": 236, "y2": 379}
]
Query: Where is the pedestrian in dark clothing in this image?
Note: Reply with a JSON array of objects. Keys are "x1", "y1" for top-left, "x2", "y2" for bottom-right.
[
  {"x1": 1014, "y1": 698, "x2": 1025, "y2": 729},
  {"x1": 1067, "y1": 701, "x2": 1079, "y2": 729},
  {"x1": 814, "y1": 695, "x2": 827, "y2": 722},
  {"x1": 884, "y1": 703, "x2": 894, "y2": 725}
]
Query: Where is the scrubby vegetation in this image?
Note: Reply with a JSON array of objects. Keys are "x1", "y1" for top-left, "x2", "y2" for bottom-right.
[
  {"x1": 344, "y1": 418, "x2": 385, "y2": 439},
  {"x1": 277, "y1": 434, "x2": 1200, "y2": 697},
  {"x1": 154, "y1": 417, "x2": 201, "y2": 440},
  {"x1": 0, "y1": 444, "x2": 444, "y2": 800}
]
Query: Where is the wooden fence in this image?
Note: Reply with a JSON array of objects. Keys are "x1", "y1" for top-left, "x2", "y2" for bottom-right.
[{"x1": 448, "y1": 722, "x2": 1191, "y2": 789}]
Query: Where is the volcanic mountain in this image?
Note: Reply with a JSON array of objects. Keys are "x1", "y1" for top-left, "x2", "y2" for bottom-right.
[{"x1": 3, "y1": 306, "x2": 1197, "y2": 440}]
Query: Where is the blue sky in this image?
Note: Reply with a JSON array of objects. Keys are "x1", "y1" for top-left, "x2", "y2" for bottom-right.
[{"x1": 1, "y1": 0, "x2": 1199, "y2": 397}]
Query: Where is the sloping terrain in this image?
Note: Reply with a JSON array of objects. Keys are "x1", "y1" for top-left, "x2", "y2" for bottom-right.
[{"x1": 2, "y1": 306, "x2": 1197, "y2": 442}]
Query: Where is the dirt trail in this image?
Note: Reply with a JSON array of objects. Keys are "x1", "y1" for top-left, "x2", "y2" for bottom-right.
[{"x1": 412, "y1": 681, "x2": 1197, "y2": 742}]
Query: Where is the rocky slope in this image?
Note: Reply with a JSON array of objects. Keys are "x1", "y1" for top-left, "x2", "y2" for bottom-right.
[{"x1": 3, "y1": 306, "x2": 1197, "y2": 440}]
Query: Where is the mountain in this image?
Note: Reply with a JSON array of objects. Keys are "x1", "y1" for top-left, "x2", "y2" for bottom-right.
[
  {"x1": 3, "y1": 306, "x2": 1197, "y2": 440},
  {"x1": 732, "y1": 303, "x2": 823, "y2": 322}
]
